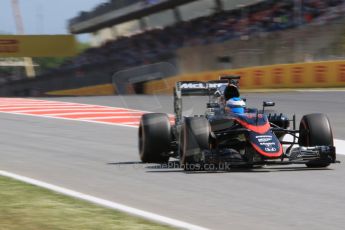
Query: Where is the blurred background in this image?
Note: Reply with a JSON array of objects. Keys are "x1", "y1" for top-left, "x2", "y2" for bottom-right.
[{"x1": 1, "y1": 0, "x2": 345, "y2": 96}]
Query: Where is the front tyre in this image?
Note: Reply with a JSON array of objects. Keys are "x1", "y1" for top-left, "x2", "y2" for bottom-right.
[
  {"x1": 299, "y1": 113, "x2": 334, "y2": 168},
  {"x1": 139, "y1": 113, "x2": 171, "y2": 163}
]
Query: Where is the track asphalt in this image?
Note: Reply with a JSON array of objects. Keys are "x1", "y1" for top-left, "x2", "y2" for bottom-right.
[{"x1": 0, "y1": 91, "x2": 344, "y2": 230}]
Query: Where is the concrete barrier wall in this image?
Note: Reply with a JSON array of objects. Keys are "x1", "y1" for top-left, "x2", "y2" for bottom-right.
[{"x1": 144, "y1": 60, "x2": 345, "y2": 94}]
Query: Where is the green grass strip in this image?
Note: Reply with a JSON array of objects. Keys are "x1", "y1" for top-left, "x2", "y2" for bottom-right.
[{"x1": 0, "y1": 176, "x2": 174, "y2": 230}]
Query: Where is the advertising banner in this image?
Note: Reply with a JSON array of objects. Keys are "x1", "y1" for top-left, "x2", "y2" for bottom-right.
[
  {"x1": 144, "y1": 61, "x2": 345, "y2": 94},
  {"x1": 0, "y1": 35, "x2": 77, "y2": 57}
]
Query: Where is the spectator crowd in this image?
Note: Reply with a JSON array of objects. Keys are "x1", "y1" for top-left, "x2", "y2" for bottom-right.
[{"x1": 38, "y1": 0, "x2": 345, "y2": 78}]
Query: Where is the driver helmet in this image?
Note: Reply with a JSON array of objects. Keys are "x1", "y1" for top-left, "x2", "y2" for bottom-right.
[{"x1": 226, "y1": 97, "x2": 246, "y2": 114}]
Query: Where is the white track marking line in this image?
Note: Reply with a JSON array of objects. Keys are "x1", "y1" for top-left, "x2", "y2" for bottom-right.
[
  {"x1": 0, "y1": 171, "x2": 209, "y2": 230},
  {"x1": 122, "y1": 122, "x2": 140, "y2": 125}
]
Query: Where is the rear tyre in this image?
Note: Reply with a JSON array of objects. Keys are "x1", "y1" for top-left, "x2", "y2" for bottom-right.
[
  {"x1": 298, "y1": 113, "x2": 333, "y2": 168},
  {"x1": 139, "y1": 113, "x2": 171, "y2": 163},
  {"x1": 180, "y1": 117, "x2": 210, "y2": 171}
]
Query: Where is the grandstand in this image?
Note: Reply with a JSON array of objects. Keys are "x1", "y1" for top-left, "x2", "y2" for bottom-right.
[
  {"x1": 1, "y1": 0, "x2": 345, "y2": 96},
  {"x1": 65, "y1": 0, "x2": 345, "y2": 71},
  {"x1": 69, "y1": 0, "x2": 258, "y2": 36}
]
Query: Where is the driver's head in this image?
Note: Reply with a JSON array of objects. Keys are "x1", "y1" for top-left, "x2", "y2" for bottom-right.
[{"x1": 226, "y1": 97, "x2": 245, "y2": 114}]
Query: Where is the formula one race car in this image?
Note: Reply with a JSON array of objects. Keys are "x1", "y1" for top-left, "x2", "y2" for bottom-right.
[{"x1": 138, "y1": 76, "x2": 338, "y2": 170}]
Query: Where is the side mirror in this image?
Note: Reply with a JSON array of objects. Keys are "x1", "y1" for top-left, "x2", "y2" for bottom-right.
[{"x1": 263, "y1": 101, "x2": 275, "y2": 107}]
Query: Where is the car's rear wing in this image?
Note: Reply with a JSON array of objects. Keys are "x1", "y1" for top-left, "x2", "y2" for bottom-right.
[
  {"x1": 173, "y1": 76, "x2": 240, "y2": 123},
  {"x1": 175, "y1": 81, "x2": 228, "y2": 96}
]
